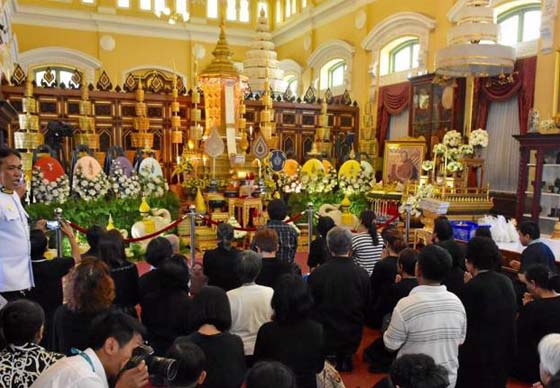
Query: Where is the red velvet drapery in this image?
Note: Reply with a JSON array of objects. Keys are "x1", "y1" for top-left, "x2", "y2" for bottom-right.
[
  {"x1": 376, "y1": 81, "x2": 411, "y2": 152},
  {"x1": 474, "y1": 56, "x2": 537, "y2": 134}
]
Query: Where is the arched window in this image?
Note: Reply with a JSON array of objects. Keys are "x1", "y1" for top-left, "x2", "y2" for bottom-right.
[
  {"x1": 284, "y1": 75, "x2": 298, "y2": 95},
  {"x1": 328, "y1": 61, "x2": 346, "y2": 88},
  {"x1": 497, "y1": 3, "x2": 541, "y2": 46},
  {"x1": 117, "y1": 0, "x2": 130, "y2": 7},
  {"x1": 239, "y1": 0, "x2": 250, "y2": 22},
  {"x1": 140, "y1": 0, "x2": 151, "y2": 10},
  {"x1": 319, "y1": 58, "x2": 347, "y2": 91},
  {"x1": 378, "y1": 36, "x2": 420, "y2": 76},
  {"x1": 285, "y1": 0, "x2": 291, "y2": 18},
  {"x1": 33, "y1": 66, "x2": 77, "y2": 87},
  {"x1": 226, "y1": 0, "x2": 237, "y2": 20},
  {"x1": 258, "y1": 1, "x2": 269, "y2": 18},
  {"x1": 389, "y1": 38, "x2": 419, "y2": 73}
]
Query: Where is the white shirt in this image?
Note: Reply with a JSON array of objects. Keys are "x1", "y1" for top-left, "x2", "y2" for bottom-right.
[
  {"x1": 0, "y1": 190, "x2": 34, "y2": 292},
  {"x1": 384, "y1": 285, "x2": 466, "y2": 388},
  {"x1": 30, "y1": 348, "x2": 108, "y2": 388},
  {"x1": 227, "y1": 283, "x2": 274, "y2": 356}
]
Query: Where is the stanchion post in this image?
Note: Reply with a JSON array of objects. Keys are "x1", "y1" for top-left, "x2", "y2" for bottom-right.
[
  {"x1": 307, "y1": 202, "x2": 313, "y2": 254},
  {"x1": 189, "y1": 205, "x2": 196, "y2": 266},
  {"x1": 404, "y1": 204, "x2": 412, "y2": 244},
  {"x1": 54, "y1": 207, "x2": 63, "y2": 258}
]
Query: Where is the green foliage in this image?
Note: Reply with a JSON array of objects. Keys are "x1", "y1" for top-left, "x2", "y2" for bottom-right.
[
  {"x1": 27, "y1": 192, "x2": 181, "y2": 233},
  {"x1": 287, "y1": 191, "x2": 368, "y2": 218}
]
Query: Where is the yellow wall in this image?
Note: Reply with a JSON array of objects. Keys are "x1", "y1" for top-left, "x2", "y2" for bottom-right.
[
  {"x1": 9, "y1": 0, "x2": 560, "y2": 121},
  {"x1": 12, "y1": 24, "x2": 249, "y2": 88}
]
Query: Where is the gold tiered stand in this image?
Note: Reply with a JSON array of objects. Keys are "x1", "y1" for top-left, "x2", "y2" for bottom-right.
[
  {"x1": 259, "y1": 67, "x2": 278, "y2": 150},
  {"x1": 74, "y1": 84, "x2": 103, "y2": 163},
  {"x1": 15, "y1": 77, "x2": 43, "y2": 184},
  {"x1": 308, "y1": 94, "x2": 332, "y2": 158},
  {"x1": 131, "y1": 80, "x2": 154, "y2": 149}
]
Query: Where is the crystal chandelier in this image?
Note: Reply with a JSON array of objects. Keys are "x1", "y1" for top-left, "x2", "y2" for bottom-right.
[{"x1": 435, "y1": 0, "x2": 515, "y2": 77}]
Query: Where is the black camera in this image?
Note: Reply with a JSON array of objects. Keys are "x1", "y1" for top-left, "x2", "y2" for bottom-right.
[{"x1": 123, "y1": 344, "x2": 178, "y2": 382}]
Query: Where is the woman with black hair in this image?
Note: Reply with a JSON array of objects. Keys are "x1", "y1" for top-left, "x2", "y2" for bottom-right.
[
  {"x1": 307, "y1": 216, "x2": 335, "y2": 271},
  {"x1": 368, "y1": 228, "x2": 408, "y2": 328},
  {"x1": 0, "y1": 299, "x2": 64, "y2": 387},
  {"x1": 98, "y1": 230, "x2": 139, "y2": 316},
  {"x1": 138, "y1": 237, "x2": 173, "y2": 300},
  {"x1": 254, "y1": 274, "x2": 324, "y2": 388},
  {"x1": 512, "y1": 264, "x2": 560, "y2": 383},
  {"x1": 177, "y1": 286, "x2": 246, "y2": 388},
  {"x1": 352, "y1": 210, "x2": 383, "y2": 275},
  {"x1": 141, "y1": 254, "x2": 192, "y2": 355},
  {"x1": 245, "y1": 361, "x2": 297, "y2": 388}
]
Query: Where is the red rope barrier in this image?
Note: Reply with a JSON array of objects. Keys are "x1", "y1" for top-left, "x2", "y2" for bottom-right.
[
  {"x1": 68, "y1": 211, "x2": 398, "y2": 243},
  {"x1": 68, "y1": 214, "x2": 189, "y2": 243}
]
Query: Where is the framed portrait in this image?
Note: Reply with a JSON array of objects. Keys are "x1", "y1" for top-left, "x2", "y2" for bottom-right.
[{"x1": 383, "y1": 138, "x2": 426, "y2": 185}]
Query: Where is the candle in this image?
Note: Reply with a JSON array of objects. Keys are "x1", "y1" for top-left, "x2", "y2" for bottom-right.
[
  {"x1": 249, "y1": 126, "x2": 253, "y2": 137},
  {"x1": 202, "y1": 155, "x2": 207, "y2": 167}
]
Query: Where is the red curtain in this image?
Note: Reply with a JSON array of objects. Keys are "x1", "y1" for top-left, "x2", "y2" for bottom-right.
[
  {"x1": 474, "y1": 56, "x2": 537, "y2": 134},
  {"x1": 376, "y1": 81, "x2": 411, "y2": 152}
]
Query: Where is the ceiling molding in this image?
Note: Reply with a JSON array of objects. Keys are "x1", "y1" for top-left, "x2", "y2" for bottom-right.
[
  {"x1": 8, "y1": 0, "x2": 254, "y2": 46},
  {"x1": 272, "y1": 0, "x2": 378, "y2": 47}
]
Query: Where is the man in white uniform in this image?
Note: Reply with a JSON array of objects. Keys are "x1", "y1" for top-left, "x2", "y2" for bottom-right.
[{"x1": 0, "y1": 147, "x2": 34, "y2": 300}]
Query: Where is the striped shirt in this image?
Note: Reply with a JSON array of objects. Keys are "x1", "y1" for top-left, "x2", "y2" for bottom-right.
[
  {"x1": 384, "y1": 285, "x2": 466, "y2": 388},
  {"x1": 351, "y1": 232, "x2": 383, "y2": 275}
]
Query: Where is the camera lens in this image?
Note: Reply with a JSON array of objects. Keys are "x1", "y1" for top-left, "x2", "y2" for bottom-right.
[{"x1": 147, "y1": 356, "x2": 178, "y2": 382}]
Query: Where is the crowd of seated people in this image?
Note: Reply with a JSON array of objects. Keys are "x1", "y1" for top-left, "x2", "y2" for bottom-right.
[{"x1": 3, "y1": 201, "x2": 560, "y2": 388}]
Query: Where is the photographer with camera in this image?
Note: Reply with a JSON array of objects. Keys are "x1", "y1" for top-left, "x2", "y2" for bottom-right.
[
  {"x1": 32, "y1": 310, "x2": 151, "y2": 388},
  {"x1": 27, "y1": 220, "x2": 81, "y2": 348}
]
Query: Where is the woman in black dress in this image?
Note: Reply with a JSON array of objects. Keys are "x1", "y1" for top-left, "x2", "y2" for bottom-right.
[
  {"x1": 175, "y1": 286, "x2": 246, "y2": 388},
  {"x1": 254, "y1": 274, "x2": 324, "y2": 388},
  {"x1": 98, "y1": 230, "x2": 139, "y2": 316}
]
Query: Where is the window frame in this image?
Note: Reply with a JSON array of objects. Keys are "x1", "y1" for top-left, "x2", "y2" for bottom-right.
[
  {"x1": 497, "y1": 4, "x2": 541, "y2": 43},
  {"x1": 327, "y1": 60, "x2": 346, "y2": 89},
  {"x1": 388, "y1": 38, "x2": 419, "y2": 74},
  {"x1": 207, "y1": 0, "x2": 218, "y2": 18},
  {"x1": 140, "y1": 0, "x2": 152, "y2": 11},
  {"x1": 33, "y1": 66, "x2": 80, "y2": 87}
]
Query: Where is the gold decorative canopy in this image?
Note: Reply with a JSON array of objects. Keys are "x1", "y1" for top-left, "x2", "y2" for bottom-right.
[{"x1": 200, "y1": 22, "x2": 239, "y2": 78}]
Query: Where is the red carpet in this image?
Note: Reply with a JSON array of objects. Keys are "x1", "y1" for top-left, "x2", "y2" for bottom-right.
[{"x1": 137, "y1": 253, "x2": 531, "y2": 388}]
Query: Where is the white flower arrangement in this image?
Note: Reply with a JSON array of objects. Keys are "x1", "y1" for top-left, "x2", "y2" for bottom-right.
[
  {"x1": 443, "y1": 130, "x2": 463, "y2": 148},
  {"x1": 277, "y1": 168, "x2": 303, "y2": 194},
  {"x1": 32, "y1": 167, "x2": 70, "y2": 204},
  {"x1": 447, "y1": 161, "x2": 464, "y2": 173},
  {"x1": 301, "y1": 169, "x2": 338, "y2": 194},
  {"x1": 447, "y1": 147, "x2": 461, "y2": 161},
  {"x1": 469, "y1": 128, "x2": 489, "y2": 148},
  {"x1": 459, "y1": 144, "x2": 474, "y2": 156},
  {"x1": 73, "y1": 165, "x2": 111, "y2": 201},
  {"x1": 338, "y1": 169, "x2": 375, "y2": 195},
  {"x1": 110, "y1": 160, "x2": 141, "y2": 199},
  {"x1": 139, "y1": 168, "x2": 169, "y2": 198},
  {"x1": 399, "y1": 183, "x2": 435, "y2": 217},
  {"x1": 433, "y1": 143, "x2": 447, "y2": 156},
  {"x1": 422, "y1": 160, "x2": 434, "y2": 171}
]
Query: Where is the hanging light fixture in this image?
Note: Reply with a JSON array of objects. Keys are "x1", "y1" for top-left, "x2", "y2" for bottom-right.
[{"x1": 435, "y1": 0, "x2": 515, "y2": 78}]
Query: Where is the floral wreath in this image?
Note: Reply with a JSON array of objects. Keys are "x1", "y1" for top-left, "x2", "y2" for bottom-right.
[
  {"x1": 139, "y1": 166, "x2": 169, "y2": 198},
  {"x1": 32, "y1": 166, "x2": 70, "y2": 204},
  {"x1": 73, "y1": 165, "x2": 111, "y2": 201},
  {"x1": 110, "y1": 160, "x2": 141, "y2": 199}
]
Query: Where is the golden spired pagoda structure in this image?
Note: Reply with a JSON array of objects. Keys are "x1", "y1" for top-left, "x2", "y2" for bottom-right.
[
  {"x1": 74, "y1": 83, "x2": 100, "y2": 152},
  {"x1": 131, "y1": 79, "x2": 154, "y2": 149},
  {"x1": 15, "y1": 77, "x2": 42, "y2": 183},
  {"x1": 198, "y1": 18, "x2": 247, "y2": 179}
]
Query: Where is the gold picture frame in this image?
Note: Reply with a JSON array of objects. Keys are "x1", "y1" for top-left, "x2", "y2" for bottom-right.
[{"x1": 383, "y1": 137, "x2": 426, "y2": 186}]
